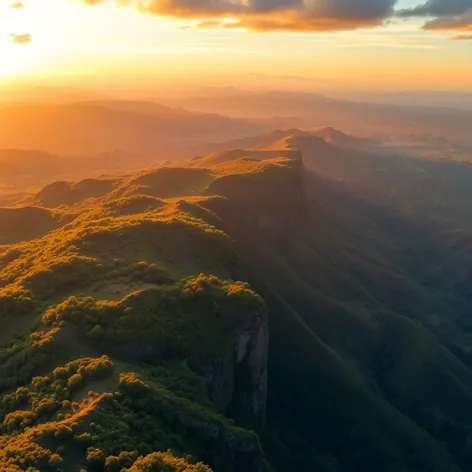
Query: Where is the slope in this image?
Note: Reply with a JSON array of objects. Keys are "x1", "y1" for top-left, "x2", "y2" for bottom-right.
[{"x1": 190, "y1": 131, "x2": 472, "y2": 471}]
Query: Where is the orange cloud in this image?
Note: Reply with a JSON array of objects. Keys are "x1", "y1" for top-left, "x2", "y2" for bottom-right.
[
  {"x1": 84, "y1": 0, "x2": 398, "y2": 32},
  {"x1": 193, "y1": 13, "x2": 395, "y2": 32},
  {"x1": 10, "y1": 33, "x2": 31, "y2": 44},
  {"x1": 9, "y1": 2, "x2": 24, "y2": 8},
  {"x1": 450, "y1": 33, "x2": 472, "y2": 39}
]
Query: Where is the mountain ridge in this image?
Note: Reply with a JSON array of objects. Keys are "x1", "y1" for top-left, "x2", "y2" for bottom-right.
[{"x1": 2, "y1": 130, "x2": 472, "y2": 471}]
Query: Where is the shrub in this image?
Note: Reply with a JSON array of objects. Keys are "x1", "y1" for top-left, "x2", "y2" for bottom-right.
[
  {"x1": 128, "y1": 451, "x2": 212, "y2": 472},
  {"x1": 105, "y1": 455, "x2": 122, "y2": 472},
  {"x1": 86, "y1": 447, "x2": 106, "y2": 471},
  {"x1": 67, "y1": 373, "x2": 83, "y2": 391},
  {"x1": 48, "y1": 453, "x2": 63, "y2": 468},
  {"x1": 54, "y1": 424, "x2": 73, "y2": 440}
]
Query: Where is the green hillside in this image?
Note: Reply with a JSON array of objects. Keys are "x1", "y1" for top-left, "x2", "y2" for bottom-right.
[{"x1": 2, "y1": 133, "x2": 472, "y2": 471}]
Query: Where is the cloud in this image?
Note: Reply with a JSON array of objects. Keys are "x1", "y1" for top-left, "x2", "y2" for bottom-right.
[
  {"x1": 84, "y1": 0, "x2": 398, "y2": 32},
  {"x1": 398, "y1": 0, "x2": 472, "y2": 17},
  {"x1": 9, "y1": 1, "x2": 24, "y2": 8},
  {"x1": 10, "y1": 33, "x2": 31, "y2": 44},
  {"x1": 398, "y1": 0, "x2": 472, "y2": 32},
  {"x1": 450, "y1": 32, "x2": 472, "y2": 39}
]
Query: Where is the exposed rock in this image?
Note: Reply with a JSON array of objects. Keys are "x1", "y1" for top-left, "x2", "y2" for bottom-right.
[{"x1": 198, "y1": 305, "x2": 268, "y2": 426}]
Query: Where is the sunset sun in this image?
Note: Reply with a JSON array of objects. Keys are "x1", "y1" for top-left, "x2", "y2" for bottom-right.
[{"x1": 0, "y1": 41, "x2": 38, "y2": 77}]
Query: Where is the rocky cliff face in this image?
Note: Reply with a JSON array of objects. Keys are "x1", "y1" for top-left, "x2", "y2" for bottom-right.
[
  {"x1": 199, "y1": 304, "x2": 268, "y2": 426},
  {"x1": 109, "y1": 297, "x2": 269, "y2": 430}
]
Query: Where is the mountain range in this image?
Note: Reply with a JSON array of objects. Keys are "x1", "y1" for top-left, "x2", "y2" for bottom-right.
[{"x1": 0, "y1": 101, "x2": 267, "y2": 156}]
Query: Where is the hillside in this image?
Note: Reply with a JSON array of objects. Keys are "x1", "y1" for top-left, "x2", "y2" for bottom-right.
[{"x1": 2, "y1": 131, "x2": 472, "y2": 471}]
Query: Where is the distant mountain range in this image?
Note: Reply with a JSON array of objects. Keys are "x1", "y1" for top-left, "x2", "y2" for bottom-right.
[
  {"x1": 334, "y1": 90, "x2": 472, "y2": 110},
  {"x1": 0, "y1": 100, "x2": 268, "y2": 156},
  {"x1": 163, "y1": 90, "x2": 472, "y2": 146}
]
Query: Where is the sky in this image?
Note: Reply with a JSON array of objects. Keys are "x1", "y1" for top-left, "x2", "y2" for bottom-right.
[{"x1": 0, "y1": 0, "x2": 471, "y2": 92}]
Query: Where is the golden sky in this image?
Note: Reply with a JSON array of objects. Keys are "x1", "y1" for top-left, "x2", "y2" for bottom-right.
[{"x1": 1, "y1": 0, "x2": 471, "y2": 91}]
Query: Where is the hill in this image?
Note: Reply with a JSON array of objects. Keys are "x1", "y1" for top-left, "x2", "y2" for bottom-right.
[
  {"x1": 26, "y1": 178, "x2": 119, "y2": 208},
  {"x1": 0, "y1": 101, "x2": 266, "y2": 156},
  {"x1": 2, "y1": 131, "x2": 472, "y2": 471},
  {"x1": 0, "y1": 207, "x2": 60, "y2": 244},
  {"x1": 0, "y1": 149, "x2": 156, "y2": 201},
  {"x1": 167, "y1": 90, "x2": 472, "y2": 147},
  {"x1": 312, "y1": 126, "x2": 375, "y2": 148}
]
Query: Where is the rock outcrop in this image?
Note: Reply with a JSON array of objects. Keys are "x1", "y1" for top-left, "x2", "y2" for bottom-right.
[{"x1": 199, "y1": 304, "x2": 268, "y2": 426}]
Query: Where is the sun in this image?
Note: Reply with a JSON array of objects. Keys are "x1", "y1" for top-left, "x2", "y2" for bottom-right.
[{"x1": 0, "y1": 40, "x2": 38, "y2": 77}]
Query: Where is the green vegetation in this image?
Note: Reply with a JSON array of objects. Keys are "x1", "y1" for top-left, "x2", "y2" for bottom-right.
[
  {"x1": 0, "y1": 352, "x2": 260, "y2": 471},
  {"x1": 0, "y1": 165, "x2": 268, "y2": 471},
  {"x1": 3, "y1": 137, "x2": 472, "y2": 472},
  {"x1": 126, "y1": 452, "x2": 211, "y2": 472},
  {"x1": 41, "y1": 275, "x2": 262, "y2": 360}
]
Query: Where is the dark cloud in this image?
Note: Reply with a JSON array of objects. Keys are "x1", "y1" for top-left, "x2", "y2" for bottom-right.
[
  {"x1": 9, "y1": 2, "x2": 24, "y2": 8},
  {"x1": 423, "y1": 12, "x2": 472, "y2": 30},
  {"x1": 398, "y1": 0, "x2": 472, "y2": 32},
  {"x1": 10, "y1": 33, "x2": 31, "y2": 44},
  {"x1": 85, "y1": 0, "x2": 398, "y2": 32},
  {"x1": 398, "y1": 0, "x2": 472, "y2": 17}
]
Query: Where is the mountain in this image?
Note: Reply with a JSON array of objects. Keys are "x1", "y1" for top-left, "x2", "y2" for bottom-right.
[
  {"x1": 0, "y1": 149, "x2": 157, "y2": 200},
  {"x1": 0, "y1": 206, "x2": 60, "y2": 244},
  {"x1": 334, "y1": 91, "x2": 472, "y2": 111},
  {"x1": 0, "y1": 101, "x2": 267, "y2": 155},
  {"x1": 2, "y1": 129, "x2": 472, "y2": 471},
  {"x1": 312, "y1": 126, "x2": 376, "y2": 148},
  {"x1": 167, "y1": 90, "x2": 472, "y2": 146}
]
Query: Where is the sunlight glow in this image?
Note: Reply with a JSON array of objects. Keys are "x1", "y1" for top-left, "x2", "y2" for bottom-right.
[
  {"x1": 0, "y1": 0, "x2": 470, "y2": 90},
  {"x1": 0, "y1": 40, "x2": 38, "y2": 77},
  {"x1": 0, "y1": 0, "x2": 39, "y2": 77}
]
